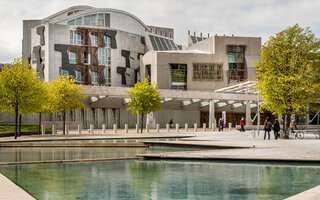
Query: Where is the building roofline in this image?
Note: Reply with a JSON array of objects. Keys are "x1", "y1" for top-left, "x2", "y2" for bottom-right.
[{"x1": 42, "y1": 5, "x2": 94, "y2": 22}]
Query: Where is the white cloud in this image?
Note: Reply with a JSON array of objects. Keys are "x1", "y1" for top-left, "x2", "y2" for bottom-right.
[{"x1": 0, "y1": 0, "x2": 320, "y2": 62}]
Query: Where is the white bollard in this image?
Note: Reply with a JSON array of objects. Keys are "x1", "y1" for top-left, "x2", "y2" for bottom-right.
[
  {"x1": 52, "y1": 125, "x2": 56, "y2": 135},
  {"x1": 65, "y1": 125, "x2": 69, "y2": 135},
  {"x1": 166, "y1": 124, "x2": 170, "y2": 132},
  {"x1": 125, "y1": 124, "x2": 128, "y2": 133},
  {"x1": 176, "y1": 123, "x2": 179, "y2": 132},
  {"x1": 185, "y1": 123, "x2": 188, "y2": 132},
  {"x1": 90, "y1": 124, "x2": 94, "y2": 134},
  {"x1": 102, "y1": 124, "x2": 106, "y2": 134},
  {"x1": 229, "y1": 123, "x2": 232, "y2": 131},
  {"x1": 113, "y1": 124, "x2": 117, "y2": 133},
  {"x1": 203, "y1": 123, "x2": 206, "y2": 132},
  {"x1": 136, "y1": 124, "x2": 139, "y2": 133},
  {"x1": 41, "y1": 125, "x2": 45, "y2": 135},
  {"x1": 194, "y1": 123, "x2": 198, "y2": 132},
  {"x1": 78, "y1": 124, "x2": 81, "y2": 134},
  {"x1": 156, "y1": 124, "x2": 160, "y2": 133},
  {"x1": 146, "y1": 124, "x2": 149, "y2": 133}
]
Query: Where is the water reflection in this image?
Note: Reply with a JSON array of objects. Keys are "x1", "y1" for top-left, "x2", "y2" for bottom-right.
[
  {"x1": 0, "y1": 147, "x2": 195, "y2": 162},
  {"x1": 0, "y1": 160, "x2": 319, "y2": 200}
]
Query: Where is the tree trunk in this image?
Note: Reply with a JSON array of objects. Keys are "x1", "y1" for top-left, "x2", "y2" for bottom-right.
[
  {"x1": 14, "y1": 104, "x2": 18, "y2": 139},
  {"x1": 140, "y1": 114, "x2": 143, "y2": 133},
  {"x1": 63, "y1": 111, "x2": 66, "y2": 135},
  {"x1": 18, "y1": 114, "x2": 22, "y2": 137},
  {"x1": 284, "y1": 114, "x2": 291, "y2": 139},
  {"x1": 38, "y1": 112, "x2": 42, "y2": 135}
]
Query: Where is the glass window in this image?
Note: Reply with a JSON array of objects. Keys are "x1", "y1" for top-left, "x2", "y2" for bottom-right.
[
  {"x1": 69, "y1": 51, "x2": 77, "y2": 64},
  {"x1": 90, "y1": 14, "x2": 97, "y2": 26},
  {"x1": 75, "y1": 70, "x2": 83, "y2": 82},
  {"x1": 90, "y1": 34, "x2": 98, "y2": 46},
  {"x1": 104, "y1": 36, "x2": 111, "y2": 47},
  {"x1": 67, "y1": 20, "x2": 75, "y2": 25},
  {"x1": 61, "y1": 69, "x2": 69, "y2": 76},
  {"x1": 98, "y1": 13, "x2": 104, "y2": 26},
  {"x1": 91, "y1": 70, "x2": 98, "y2": 82},
  {"x1": 75, "y1": 17, "x2": 82, "y2": 25},
  {"x1": 193, "y1": 63, "x2": 222, "y2": 80},
  {"x1": 84, "y1": 15, "x2": 90, "y2": 25}
]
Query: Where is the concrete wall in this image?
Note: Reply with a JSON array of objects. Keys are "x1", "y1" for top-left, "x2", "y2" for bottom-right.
[{"x1": 22, "y1": 20, "x2": 41, "y2": 58}]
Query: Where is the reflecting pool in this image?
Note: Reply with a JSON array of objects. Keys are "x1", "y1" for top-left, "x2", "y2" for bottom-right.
[
  {"x1": 1, "y1": 160, "x2": 319, "y2": 199},
  {"x1": 0, "y1": 147, "x2": 196, "y2": 162}
]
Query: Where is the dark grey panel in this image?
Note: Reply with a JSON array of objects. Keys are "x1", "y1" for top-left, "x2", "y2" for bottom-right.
[
  {"x1": 36, "y1": 26, "x2": 45, "y2": 46},
  {"x1": 105, "y1": 30, "x2": 117, "y2": 49},
  {"x1": 32, "y1": 45, "x2": 44, "y2": 79},
  {"x1": 137, "y1": 53, "x2": 144, "y2": 60},
  {"x1": 121, "y1": 50, "x2": 130, "y2": 68},
  {"x1": 54, "y1": 44, "x2": 76, "y2": 77},
  {"x1": 141, "y1": 37, "x2": 145, "y2": 45},
  {"x1": 117, "y1": 67, "x2": 126, "y2": 85}
]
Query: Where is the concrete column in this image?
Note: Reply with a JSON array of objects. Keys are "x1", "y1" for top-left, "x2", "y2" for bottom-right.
[
  {"x1": 146, "y1": 124, "x2": 149, "y2": 133},
  {"x1": 65, "y1": 125, "x2": 69, "y2": 135},
  {"x1": 246, "y1": 92, "x2": 252, "y2": 125},
  {"x1": 41, "y1": 125, "x2": 45, "y2": 135},
  {"x1": 102, "y1": 124, "x2": 106, "y2": 134},
  {"x1": 136, "y1": 124, "x2": 139, "y2": 133},
  {"x1": 156, "y1": 124, "x2": 160, "y2": 133},
  {"x1": 176, "y1": 123, "x2": 179, "y2": 132},
  {"x1": 185, "y1": 123, "x2": 188, "y2": 132},
  {"x1": 113, "y1": 124, "x2": 117, "y2": 133},
  {"x1": 78, "y1": 124, "x2": 81, "y2": 134},
  {"x1": 125, "y1": 124, "x2": 128, "y2": 133},
  {"x1": 257, "y1": 95, "x2": 261, "y2": 136},
  {"x1": 136, "y1": 114, "x2": 139, "y2": 131},
  {"x1": 203, "y1": 123, "x2": 206, "y2": 132},
  {"x1": 52, "y1": 125, "x2": 56, "y2": 135},
  {"x1": 90, "y1": 124, "x2": 94, "y2": 134},
  {"x1": 194, "y1": 123, "x2": 197, "y2": 132},
  {"x1": 209, "y1": 100, "x2": 216, "y2": 130},
  {"x1": 147, "y1": 112, "x2": 156, "y2": 128},
  {"x1": 166, "y1": 124, "x2": 170, "y2": 132},
  {"x1": 229, "y1": 123, "x2": 232, "y2": 131}
]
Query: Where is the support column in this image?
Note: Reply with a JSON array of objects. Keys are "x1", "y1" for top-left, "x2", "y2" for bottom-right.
[
  {"x1": 246, "y1": 90, "x2": 252, "y2": 125},
  {"x1": 209, "y1": 100, "x2": 216, "y2": 130},
  {"x1": 257, "y1": 95, "x2": 260, "y2": 136},
  {"x1": 147, "y1": 112, "x2": 156, "y2": 129}
]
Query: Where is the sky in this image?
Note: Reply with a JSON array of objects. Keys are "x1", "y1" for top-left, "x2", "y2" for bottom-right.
[{"x1": 0, "y1": 0, "x2": 320, "y2": 63}]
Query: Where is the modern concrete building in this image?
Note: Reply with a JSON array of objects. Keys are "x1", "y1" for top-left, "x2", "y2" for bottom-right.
[{"x1": 6, "y1": 5, "x2": 268, "y2": 130}]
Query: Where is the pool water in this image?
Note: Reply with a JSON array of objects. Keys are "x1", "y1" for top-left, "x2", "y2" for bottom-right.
[
  {"x1": 0, "y1": 147, "x2": 196, "y2": 163},
  {"x1": 1, "y1": 160, "x2": 319, "y2": 200}
]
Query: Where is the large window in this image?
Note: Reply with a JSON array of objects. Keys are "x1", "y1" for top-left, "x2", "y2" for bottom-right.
[
  {"x1": 70, "y1": 30, "x2": 83, "y2": 45},
  {"x1": 91, "y1": 70, "x2": 98, "y2": 83},
  {"x1": 98, "y1": 13, "x2": 104, "y2": 27},
  {"x1": 90, "y1": 34, "x2": 98, "y2": 46},
  {"x1": 227, "y1": 45, "x2": 246, "y2": 83},
  {"x1": 75, "y1": 70, "x2": 84, "y2": 82},
  {"x1": 170, "y1": 64, "x2": 187, "y2": 90},
  {"x1": 192, "y1": 63, "x2": 223, "y2": 81},
  {"x1": 98, "y1": 48, "x2": 111, "y2": 65},
  {"x1": 75, "y1": 17, "x2": 82, "y2": 25},
  {"x1": 104, "y1": 36, "x2": 111, "y2": 48},
  {"x1": 69, "y1": 51, "x2": 77, "y2": 64},
  {"x1": 105, "y1": 66, "x2": 111, "y2": 85}
]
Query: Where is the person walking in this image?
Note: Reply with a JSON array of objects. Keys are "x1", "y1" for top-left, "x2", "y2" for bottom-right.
[
  {"x1": 273, "y1": 119, "x2": 280, "y2": 139},
  {"x1": 218, "y1": 118, "x2": 224, "y2": 132},
  {"x1": 264, "y1": 117, "x2": 271, "y2": 140},
  {"x1": 240, "y1": 117, "x2": 245, "y2": 132}
]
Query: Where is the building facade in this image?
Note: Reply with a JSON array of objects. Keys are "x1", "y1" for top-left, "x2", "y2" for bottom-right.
[{"x1": 9, "y1": 5, "x2": 265, "y2": 129}]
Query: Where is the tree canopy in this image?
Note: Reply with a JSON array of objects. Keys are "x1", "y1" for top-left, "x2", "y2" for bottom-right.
[
  {"x1": 127, "y1": 78, "x2": 162, "y2": 133},
  {"x1": 0, "y1": 57, "x2": 48, "y2": 138},
  {"x1": 48, "y1": 75, "x2": 87, "y2": 135},
  {"x1": 255, "y1": 24, "x2": 320, "y2": 120}
]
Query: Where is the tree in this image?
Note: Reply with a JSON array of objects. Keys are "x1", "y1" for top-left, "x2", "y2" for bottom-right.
[
  {"x1": 127, "y1": 78, "x2": 162, "y2": 133},
  {"x1": 255, "y1": 24, "x2": 320, "y2": 137},
  {"x1": 48, "y1": 75, "x2": 86, "y2": 135},
  {"x1": 0, "y1": 57, "x2": 48, "y2": 139}
]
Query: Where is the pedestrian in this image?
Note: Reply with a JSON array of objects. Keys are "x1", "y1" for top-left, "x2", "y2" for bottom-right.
[
  {"x1": 273, "y1": 119, "x2": 280, "y2": 139},
  {"x1": 218, "y1": 118, "x2": 224, "y2": 132},
  {"x1": 169, "y1": 119, "x2": 173, "y2": 128},
  {"x1": 240, "y1": 117, "x2": 245, "y2": 132},
  {"x1": 264, "y1": 117, "x2": 271, "y2": 140}
]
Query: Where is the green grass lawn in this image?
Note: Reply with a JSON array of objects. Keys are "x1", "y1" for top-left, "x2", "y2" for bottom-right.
[{"x1": 0, "y1": 125, "x2": 51, "y2": 134}]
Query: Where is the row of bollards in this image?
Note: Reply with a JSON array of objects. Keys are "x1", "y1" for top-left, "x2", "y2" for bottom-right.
[{"x1": 42, "y1": 122, "x2": 223, "y2": 135}]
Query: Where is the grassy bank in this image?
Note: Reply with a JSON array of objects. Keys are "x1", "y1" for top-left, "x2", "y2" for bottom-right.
[{"x1": 0, "y1": 125, "x2": 51, "y2": 134}]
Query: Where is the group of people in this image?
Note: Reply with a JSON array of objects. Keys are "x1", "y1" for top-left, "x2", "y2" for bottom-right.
[
  {"x1": 263, "y1": 117, "x2": 280, "y2": 140},
  {"x1": 218, "y1": 117, "x2": 246, "y2": 132}
]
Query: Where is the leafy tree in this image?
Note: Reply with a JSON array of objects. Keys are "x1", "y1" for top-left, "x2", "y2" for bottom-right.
[
  {"x1": 48, "y1": 75, "x2": 86, "y2": 135},
  {"x1": 255, "y1": 24, "x2": 320, "y2": 137},
  {"x1": 127, "y1": 78, "x2": 162, "y2": 133},
  {"x1": 0, "y1": 57, "x2": 47, "y2": 139}
]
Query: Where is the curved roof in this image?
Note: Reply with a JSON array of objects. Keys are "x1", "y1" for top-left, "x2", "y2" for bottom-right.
[
  {"x1": 44, "y1": 5, "x2": 150, "y2": 31},
  {"x1": 42, "y1": 5, "x2": 94, "y2": 22}
]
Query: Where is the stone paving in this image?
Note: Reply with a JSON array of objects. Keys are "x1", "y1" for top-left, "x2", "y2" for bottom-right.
[{"x1": 0, "y1": 174, "x2": 35, "y2": 200}]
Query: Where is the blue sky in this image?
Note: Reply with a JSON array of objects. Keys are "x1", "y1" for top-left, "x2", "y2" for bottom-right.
[{"x1": 0, "y1": 0, "x2": 320, "y2": 63}]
